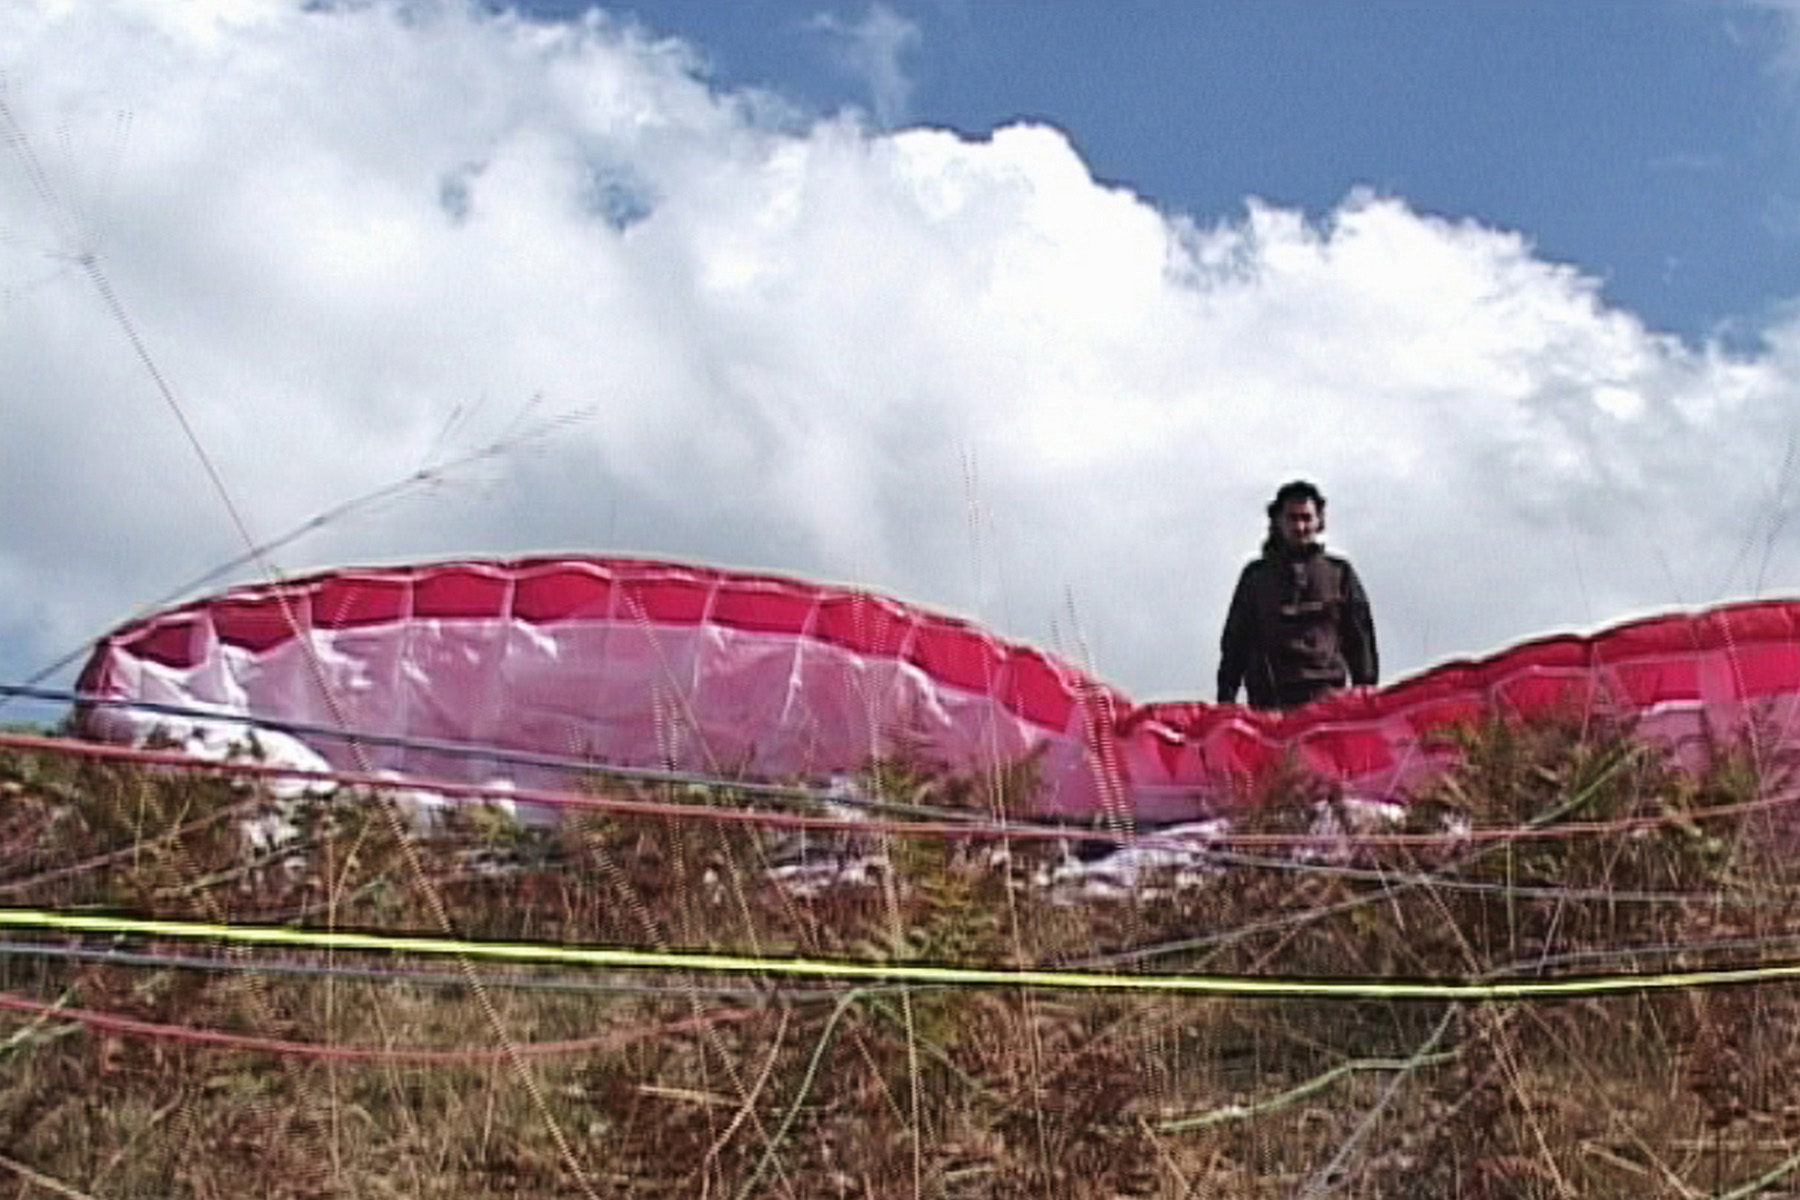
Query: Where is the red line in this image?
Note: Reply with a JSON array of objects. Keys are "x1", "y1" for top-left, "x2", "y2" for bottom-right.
[
  {"x1": 0, "y1": 731, "x2": 1790, "y2": 849},
  {"x1": 0, "y1": 990, "x2": 753, "y2": 1064},
  {"x1": 0, "y1": 731, "x2": 1077, "y2": 839}
]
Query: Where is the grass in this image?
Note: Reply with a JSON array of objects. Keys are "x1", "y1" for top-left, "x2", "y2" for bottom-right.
[{"x1": 3, "y1": 712, "x2": 1800, "y2": 1197}]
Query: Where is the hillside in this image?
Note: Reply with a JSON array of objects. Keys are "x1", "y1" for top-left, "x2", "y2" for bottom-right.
[{"x1": 3, "y1": 715, "x2": 1800, "y2": 1198}]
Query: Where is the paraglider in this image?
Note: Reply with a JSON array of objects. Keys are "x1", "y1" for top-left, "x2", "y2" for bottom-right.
[{"x1": 73, "y1": 555, "x2": 1800, "y2": 822}]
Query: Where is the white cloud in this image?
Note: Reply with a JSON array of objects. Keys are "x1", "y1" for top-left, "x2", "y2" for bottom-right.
[
  {"x1": 1748, "y1": 0, "x2": 1800, "y2": 75},
  {"x1": 4, "y1": 0, "x2": 1800, "y2": 709},
  {"x1": 808, "y1": 3, "x2": 922, "y2": 127}
]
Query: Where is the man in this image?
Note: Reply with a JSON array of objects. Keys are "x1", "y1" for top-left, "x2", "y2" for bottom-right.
[{"x1": 1217, "y1": 480, "x2": 1378, "y2": 710}]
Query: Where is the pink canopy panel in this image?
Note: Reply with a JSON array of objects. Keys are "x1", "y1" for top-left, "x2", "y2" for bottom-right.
[{"x1": 74, "y1": 557, "x2": 1800, "y2": 822}]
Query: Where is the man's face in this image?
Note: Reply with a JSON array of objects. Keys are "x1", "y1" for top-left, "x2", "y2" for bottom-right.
[{"x1": 1277, "y1": 497, "x2": 1322, "y2": 549}]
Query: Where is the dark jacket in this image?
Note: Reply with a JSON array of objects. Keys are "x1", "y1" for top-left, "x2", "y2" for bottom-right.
[{"x1": 1217, "y1": 542, "x2": 1378, "y2": 710}]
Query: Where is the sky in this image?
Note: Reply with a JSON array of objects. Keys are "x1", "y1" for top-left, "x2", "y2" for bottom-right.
[{"x1": 6, "y1": 0, "x2": 1800, "y2": 722}]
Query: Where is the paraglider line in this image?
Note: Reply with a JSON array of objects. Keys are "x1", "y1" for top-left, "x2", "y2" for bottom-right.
[
  {"x1": 0, "y1": 727, "x2": 1097, "y2": 842},
  {"x1": 7, "y1": 908, "x2": 1800, "y2": 1001},
  {"x1": 0, "y1": 410, "x2": 594, "y2": 713},
  {"x1": 76, "y1": 254, "x2": 267, "y2": 576},
  {"x1": 3, "y1": 98, "x2": 601, "y2": 1196},
  {"x1": 2, "y1": 723, "x2": 1793, "y2": 852},
  {"x1": 0, "y1": 939, "x2": 874, "y2": 1000},
  {"x1": 0, "y1": 686, "x2": 984, "y2": 822},
  {"x1": 0, "y1": 988, "x2": 754, "y2": 1064}
]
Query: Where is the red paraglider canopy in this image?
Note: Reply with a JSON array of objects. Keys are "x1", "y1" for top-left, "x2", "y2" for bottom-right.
[{"x1": 75, "y1": 556, "x2": 1800, "y2": 822}]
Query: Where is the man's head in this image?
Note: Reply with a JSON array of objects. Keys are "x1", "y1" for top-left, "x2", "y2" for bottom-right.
[{"x1": 1266, "y1": 479, "x2": 1326, "y2": 550}]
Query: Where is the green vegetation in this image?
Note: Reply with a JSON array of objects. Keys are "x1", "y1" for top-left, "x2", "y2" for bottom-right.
[{"x1": 3, "y1": 715, "x2": 1800, "y2": 1197}]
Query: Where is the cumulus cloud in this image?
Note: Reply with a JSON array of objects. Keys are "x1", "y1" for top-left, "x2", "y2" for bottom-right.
[{"x1": 3, "y1": 0, "x2": 1800, "y2": 709}]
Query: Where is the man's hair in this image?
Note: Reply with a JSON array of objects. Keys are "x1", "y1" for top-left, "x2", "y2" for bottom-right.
[{"x1": 1265, "y1": 479, "x2": 1327, "y2": 521}]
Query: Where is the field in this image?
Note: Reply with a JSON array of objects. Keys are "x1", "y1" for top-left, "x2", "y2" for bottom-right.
[{"x1": 4, "y1": 714, "x2": 1800, "y2": 1198}]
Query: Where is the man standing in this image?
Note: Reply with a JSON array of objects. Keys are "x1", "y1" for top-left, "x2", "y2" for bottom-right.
[{"x1": 1217, "y1": 480, "x2": 1378, "y2": 710}]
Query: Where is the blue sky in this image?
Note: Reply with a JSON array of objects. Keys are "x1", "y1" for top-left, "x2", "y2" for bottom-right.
[
  {"x1": 567, "y1": 0, "x2": 1800, "y2": 346},
  {"x1": 8, "y1": 0, "x2": 1800, "y2": 716}
]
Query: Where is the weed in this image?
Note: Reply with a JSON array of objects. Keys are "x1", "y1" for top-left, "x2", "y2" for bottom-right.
[{"x1": 4, "y1": 717, "x2": 1800, "y2": 1196}]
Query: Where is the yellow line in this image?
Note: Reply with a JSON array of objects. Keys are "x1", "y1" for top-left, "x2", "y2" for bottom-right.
[{"x1": 6, "y1": 908, "x2": 1800, "y2": 1000}]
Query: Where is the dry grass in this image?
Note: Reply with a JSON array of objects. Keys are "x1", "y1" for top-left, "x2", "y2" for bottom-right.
[{"x1": 4, "y1": 713, "x2": 1800, "y2": 1197}]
